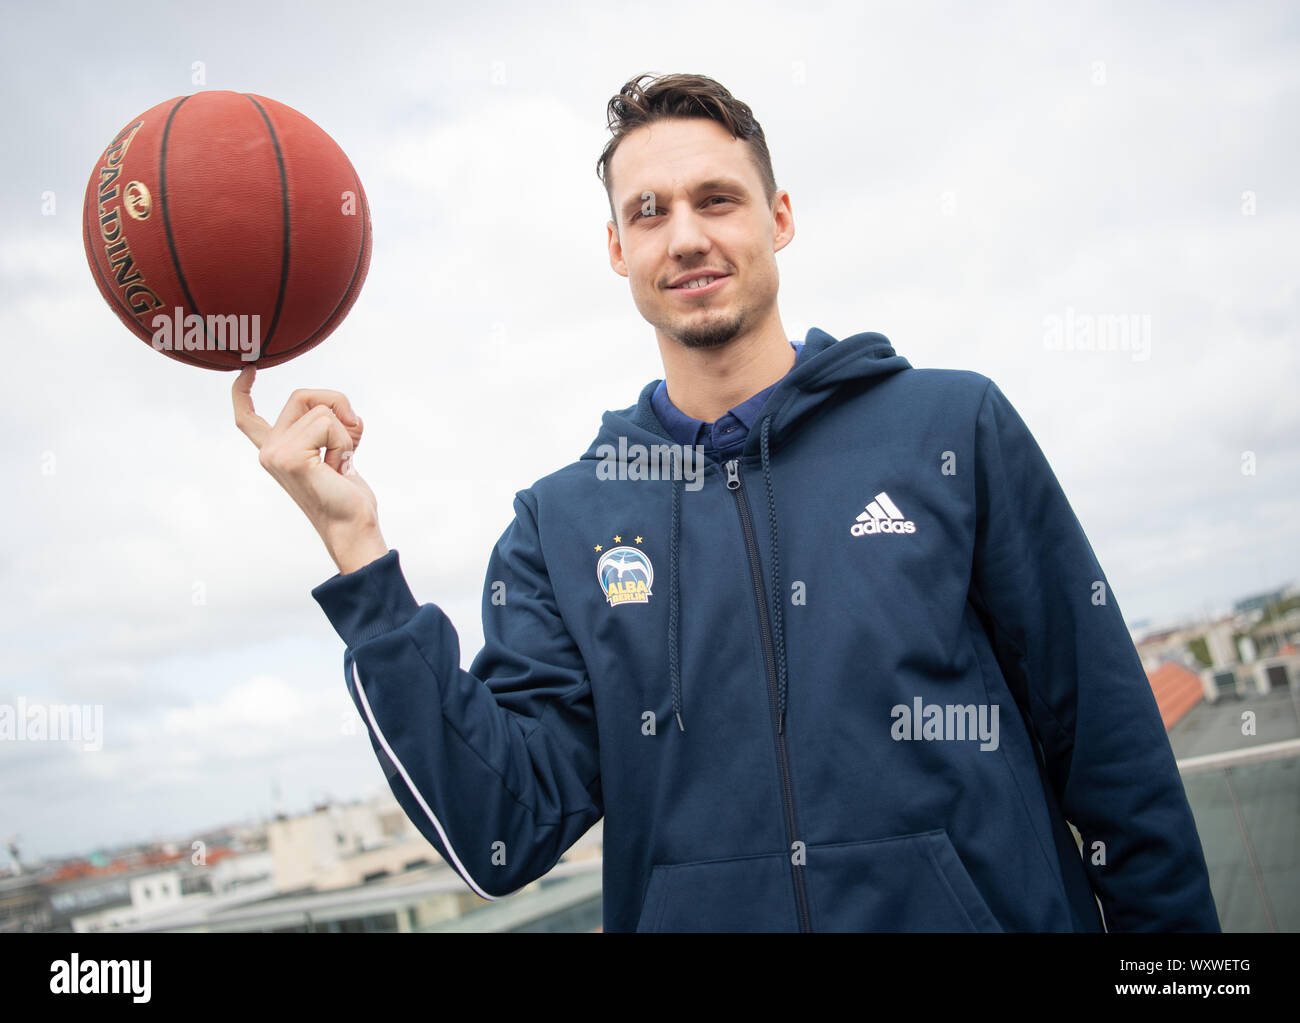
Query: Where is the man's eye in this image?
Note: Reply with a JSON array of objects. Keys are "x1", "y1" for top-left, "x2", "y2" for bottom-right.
[{"x1": 634, "y1": 197, "x2": 731, "y2": 221}]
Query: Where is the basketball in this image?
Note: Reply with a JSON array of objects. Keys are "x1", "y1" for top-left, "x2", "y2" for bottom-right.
[{"x1": 82, "y1": 91, "x2": 372, "y2": 370}]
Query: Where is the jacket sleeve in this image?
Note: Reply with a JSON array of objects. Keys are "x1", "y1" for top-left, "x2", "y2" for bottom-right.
[
  {"x1": 310, "y1": 489, "x2": 603, "y2": 900},
  {"x1": 968, "y1": 378, "x2": 1220, "y2": 932}
]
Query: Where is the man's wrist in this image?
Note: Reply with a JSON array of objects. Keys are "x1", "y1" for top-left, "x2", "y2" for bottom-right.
[{"x1": 328, "y1": 525, "x2": 389, "y2": 575}]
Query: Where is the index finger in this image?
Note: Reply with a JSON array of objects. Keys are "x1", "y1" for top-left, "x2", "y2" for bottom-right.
[{"x1": 232, "y1": 366, "x2": 272, "y2": 448}]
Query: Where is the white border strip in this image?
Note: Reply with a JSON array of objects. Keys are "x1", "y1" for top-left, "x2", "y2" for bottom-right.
[{"x1": 352, "y1": 660, "x2": 501, "y2": 902}]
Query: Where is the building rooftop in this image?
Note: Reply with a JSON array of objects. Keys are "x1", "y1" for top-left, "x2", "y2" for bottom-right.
[
  {"x1": 1147, "y1": 661, "x2": 1205, "y2": 730},
  {"x1": 1168, "y1": 684, "x2": 1300, "y2": 760}
]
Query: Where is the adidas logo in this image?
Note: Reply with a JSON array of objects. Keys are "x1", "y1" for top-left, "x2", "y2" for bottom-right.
[{"x1": 850, "y1": 491, "x2": 916, "y2": 536}]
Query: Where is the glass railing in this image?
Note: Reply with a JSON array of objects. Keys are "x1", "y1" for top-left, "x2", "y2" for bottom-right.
[{"x1": 1177, "y1": 738, "x2": 1300, "y2": 931}]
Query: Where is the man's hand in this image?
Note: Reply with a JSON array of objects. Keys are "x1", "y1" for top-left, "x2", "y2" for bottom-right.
[{"x1": 233, "y1": 367, "x2": 389, "y2": 574}]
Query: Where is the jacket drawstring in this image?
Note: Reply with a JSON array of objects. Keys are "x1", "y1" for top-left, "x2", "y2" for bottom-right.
[
  {"x1": 760, "y1": 416, "x2": 791, "y2": 734},
  {"x1": 669, "y1": 447, "x2": 685, "y2": 731}
]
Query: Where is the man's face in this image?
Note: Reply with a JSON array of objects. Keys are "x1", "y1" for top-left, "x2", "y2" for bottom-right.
[{"x1": 606, "y1": 117, "x2": 793, "y2": 350}]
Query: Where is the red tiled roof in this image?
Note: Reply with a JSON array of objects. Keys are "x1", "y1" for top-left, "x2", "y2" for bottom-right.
[
  {"x1": 1146, "y1": 662, "x2": 1204, "y2": 730},
  {"x1": 42, "y1": 846, "x2": 237, "y2": 883}
]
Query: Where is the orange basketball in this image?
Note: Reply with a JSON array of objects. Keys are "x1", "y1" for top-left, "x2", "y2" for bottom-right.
[{"x1": 83, "y1": 91, "x2": 372, "y2": 370}]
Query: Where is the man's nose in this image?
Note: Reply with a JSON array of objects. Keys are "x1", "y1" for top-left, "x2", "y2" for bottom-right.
[{"x1": 665, "y1": 204, "x2": 712, "y2": 258}]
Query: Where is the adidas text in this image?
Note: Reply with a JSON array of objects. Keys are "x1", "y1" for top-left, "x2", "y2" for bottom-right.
[{"x1": 851, "y1": 518, "x2": 916, "y2": 536}]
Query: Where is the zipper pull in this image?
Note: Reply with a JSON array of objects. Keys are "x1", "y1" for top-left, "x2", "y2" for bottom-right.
[{"x1": 725, "y1": 459, "x2": 741, "y2": 490}]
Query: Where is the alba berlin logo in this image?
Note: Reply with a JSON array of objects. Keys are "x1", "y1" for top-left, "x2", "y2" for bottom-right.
[{"x1": 850, "y1": 491, "x2": 916, "y2": 537}]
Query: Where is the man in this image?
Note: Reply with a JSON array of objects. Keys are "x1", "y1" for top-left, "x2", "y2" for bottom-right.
[{"x1": 232, "y1": 73, "x2": 1220, "y2": 932}]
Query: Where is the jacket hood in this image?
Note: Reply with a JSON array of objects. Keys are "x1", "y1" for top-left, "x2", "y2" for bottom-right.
[
  {"x1": 580, "y1": 328, "x2": 911, "y2": 463},
  {"x1": 577, "y1": 327, "x2": 911, "y2": 733}
]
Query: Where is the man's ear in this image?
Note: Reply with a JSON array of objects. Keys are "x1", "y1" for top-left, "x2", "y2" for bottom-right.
[
  {"x1": 772, "y1": 189, "x2": 795, "y2": 253},
  {"x1": 608, "y1": 220, "x2": 628, "y2": 278}
]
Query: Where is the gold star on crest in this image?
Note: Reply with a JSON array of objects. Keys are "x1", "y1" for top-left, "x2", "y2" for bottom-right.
[
  {"x1": 593, "y1": 544, "x2": 603, "y2": 552},
  {"x1": 613, "y1": 535, "x2": 622, "y2": 543},
  {"x1": 634, "y1": 535, "x2": 643, "y2": 544}
]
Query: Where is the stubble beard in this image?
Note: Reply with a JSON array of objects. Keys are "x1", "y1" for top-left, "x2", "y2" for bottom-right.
[{"x1": 667, "y1": 301, "x2": 747, "y2": 350}]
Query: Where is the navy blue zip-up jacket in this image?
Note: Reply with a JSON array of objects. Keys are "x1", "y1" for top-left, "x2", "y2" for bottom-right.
[{"x1": 311, "y1": 328, "x2": 1220, "y2": 932}]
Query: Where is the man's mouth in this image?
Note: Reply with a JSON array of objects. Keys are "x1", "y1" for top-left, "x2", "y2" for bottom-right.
[{"x1": 668, "y1": 274, "x2": 729, "y2": 296}]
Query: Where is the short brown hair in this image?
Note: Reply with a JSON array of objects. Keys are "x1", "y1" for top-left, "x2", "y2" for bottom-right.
[{"x1": 596, "y1": 72, "x2": 779, "y2": 227}]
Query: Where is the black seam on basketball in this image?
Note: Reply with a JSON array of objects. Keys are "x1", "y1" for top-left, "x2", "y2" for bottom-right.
[
  {"x1": 155, "y1": 97, "x2": 247, "y2": 370},
  {"x1": 244, "y1": 94, "x2": 290, "y2": 361},
  {"x1": 271, "y1": 162, "x2": 369, "y2": 360},
  {"x1": 158, "y1": 96, "x2": 207, "y2": 328}
]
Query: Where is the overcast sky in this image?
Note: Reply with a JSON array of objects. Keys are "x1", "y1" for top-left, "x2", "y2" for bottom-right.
[{"x1": 1, "y1": 0, "x2": 1296, "y2": 863}]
